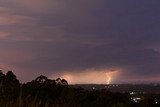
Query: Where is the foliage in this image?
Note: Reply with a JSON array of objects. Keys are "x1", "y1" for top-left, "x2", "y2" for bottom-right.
[{"x1": 0, "y1": 70, "x2": 160, "y2": 107}]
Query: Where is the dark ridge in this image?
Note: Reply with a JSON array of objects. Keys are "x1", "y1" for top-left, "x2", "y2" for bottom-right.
[{"x1": 0, "y1": 70, "x2": 160, "y2": 107}]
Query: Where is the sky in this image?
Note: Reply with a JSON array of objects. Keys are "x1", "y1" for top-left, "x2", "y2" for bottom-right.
[{"x1": 0, "y1": 0, "x2": 160, "y2": 84}]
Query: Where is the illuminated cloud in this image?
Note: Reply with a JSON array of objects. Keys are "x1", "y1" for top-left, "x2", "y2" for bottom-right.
[
  {"x1": 0, "y1": 0, "x2": 160, "y2": 83},
  {"x1": 0, "y1": 31, "x2": 10, "y2": 39},
  {"x1": 49, "y1": 68, "x2": 120, "y2": 84}
]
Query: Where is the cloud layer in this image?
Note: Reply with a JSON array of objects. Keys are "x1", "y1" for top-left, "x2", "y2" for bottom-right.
[{"x1": 0, "y1": 0, "x2": 160, "y2": 83}]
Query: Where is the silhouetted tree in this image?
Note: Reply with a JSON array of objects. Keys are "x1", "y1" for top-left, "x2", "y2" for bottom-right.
[
  {"x1": 0, "y1": 71, "x2": 20, "y2": 101},
  {"x1": 61, "y1": 79, "x2": 68, "y2": 85},
  {"x1": 56, "y1": 78, "x2": 68, "y2": 85},
  {"x1": 56, "y1": 78, "x2": 61, "y2": 85},
  {"x1": 0, "y1": 70, "x2": 6, "y2": 97},
  {"x1": 6, "y1": 71, "x2": 19, "y2": 85},
  {"x1": 0, "y1": 70, "x2": 5, "y2": 82},
  {"x1": 1, "y1": 70, "x2": 160, "y2": 107},
  {"x1": 34, "y1": 75, "x2": 48, "y2": 83}
]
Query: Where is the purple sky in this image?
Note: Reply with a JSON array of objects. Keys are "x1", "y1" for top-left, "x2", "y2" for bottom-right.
[{"x1": 0, "y1": 0, "x2": 160, "y2": 84}]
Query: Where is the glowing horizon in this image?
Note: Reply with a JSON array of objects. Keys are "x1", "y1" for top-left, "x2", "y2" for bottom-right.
[{"x1": 49, "y1": 69, "x2": 119, "y2": 84}]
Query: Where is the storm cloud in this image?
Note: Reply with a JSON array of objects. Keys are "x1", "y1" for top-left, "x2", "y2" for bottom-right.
[{"x1": 0, "y1": 0, "x2": 160, "y2": 83}]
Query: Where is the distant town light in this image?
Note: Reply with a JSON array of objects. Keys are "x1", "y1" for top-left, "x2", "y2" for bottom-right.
[
  {"x1": 130, "y1": 92, "x2": 136, "y2": 95},
  {"x1": 92, "y1": 87, "x2": 96, "y2": 90},
  {"x1": 131, "y1": 97, "x2": 141, "y2": 103},
  {"x1": 155, "y1": 101, "x2": 158, "y2": 104}
]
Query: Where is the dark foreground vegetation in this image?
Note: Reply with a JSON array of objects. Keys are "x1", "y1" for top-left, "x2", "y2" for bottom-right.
[{"x1": 0, "y1": 70, "x2": 160, "y2": 107}]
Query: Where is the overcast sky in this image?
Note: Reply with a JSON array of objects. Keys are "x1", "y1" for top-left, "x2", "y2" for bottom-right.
[{"x1": 0, "y1": 0, "x2": 160, "y2": 84}]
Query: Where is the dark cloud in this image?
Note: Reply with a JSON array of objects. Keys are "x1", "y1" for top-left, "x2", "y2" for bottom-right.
[{"x1": 0, "y1": 0, "x2": 160, "y2": 83}]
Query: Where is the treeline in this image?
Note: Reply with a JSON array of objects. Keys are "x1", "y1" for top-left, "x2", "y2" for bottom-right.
[{"x1": 0, "y1": 70, "x2": 160, "y2": 107}]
